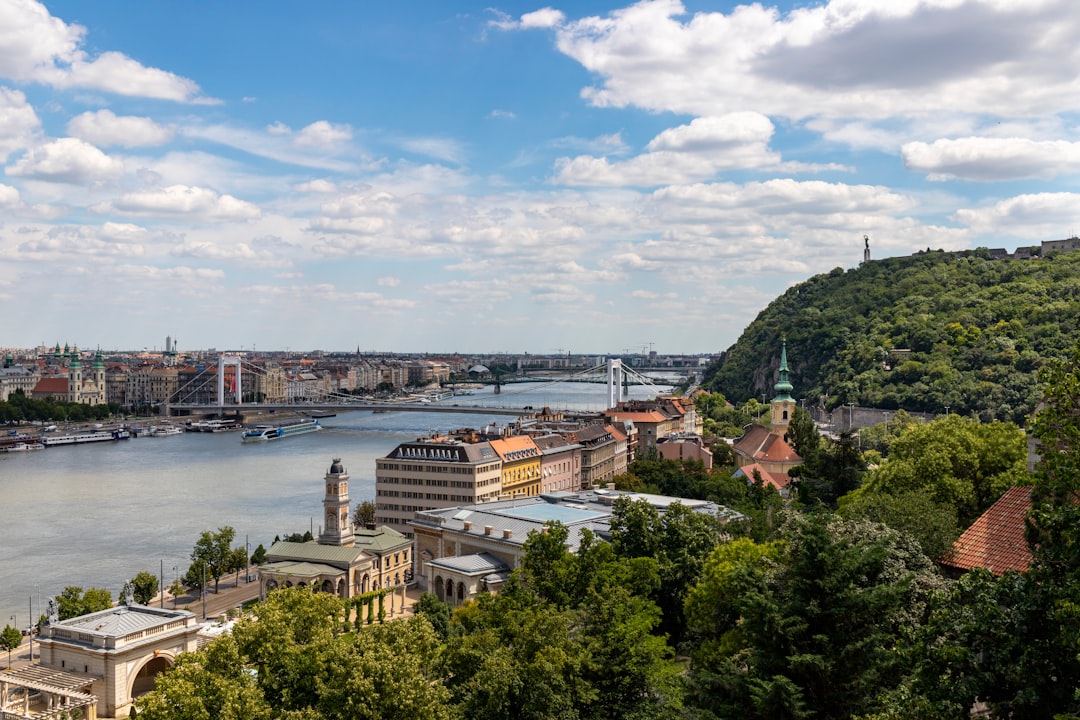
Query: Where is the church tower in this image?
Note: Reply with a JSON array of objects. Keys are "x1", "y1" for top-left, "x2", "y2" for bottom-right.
[
  {"x1": 770, "y1": 340, "x2": 796, "y2": 439},
  {"x1": 92, "y1": 348, "x2": 106, "y2": 405},
  {"x1": 68, "y1": 347, "x2": 82, "y2": 403},
  {"x1": 319, "y1": 458, "x2": 355, "y2": 547}
]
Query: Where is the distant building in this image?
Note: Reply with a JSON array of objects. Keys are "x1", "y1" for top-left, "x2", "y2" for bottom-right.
[
  {"x1": 939, "y1": 485, "x2": 1033, "y2": 578},
  {"x1": 732, "y1": 340, "x2": 803, "y2": 487}
]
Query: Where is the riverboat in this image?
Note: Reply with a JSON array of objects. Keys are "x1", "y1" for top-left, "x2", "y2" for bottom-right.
[
  {"x1": 241, "y1": 418, "x2": 322, "y2": 443},
  {"x1": 187, "y1": 419, "x2": 243, "y2": 432},
  {"x1": 147, "y1": 424, "x2": 184, "y2": 437},
  {"x1": 39, "y1": 428, "x2": 131, "y2": 446}
]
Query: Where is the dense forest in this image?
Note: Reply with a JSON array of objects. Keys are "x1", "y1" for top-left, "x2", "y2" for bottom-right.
[{"x1": 702, "y1": 248, "x2": 1080, "y2": 424}]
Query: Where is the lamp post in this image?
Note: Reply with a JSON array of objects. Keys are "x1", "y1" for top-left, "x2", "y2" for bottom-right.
[
  {"x1": 172, "y1": 566, "x2": 178, "y2": 608},
  {"x1": 7, "y1": 615, "x2": 14, "y2": 668}
]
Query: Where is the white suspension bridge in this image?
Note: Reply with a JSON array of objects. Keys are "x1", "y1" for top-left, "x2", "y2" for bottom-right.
[{"x1": 167, "y1": 356, "x2": 667, "y2": 418}]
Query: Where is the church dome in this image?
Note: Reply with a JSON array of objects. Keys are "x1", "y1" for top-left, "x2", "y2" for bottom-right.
[{"x1": 329, "y1": 458, "x2": 344, "y2": 474}]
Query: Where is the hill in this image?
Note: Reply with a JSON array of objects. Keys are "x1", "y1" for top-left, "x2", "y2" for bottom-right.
[{"x1": 702, "y1": 247, "x2": 1080, "y2": 424}]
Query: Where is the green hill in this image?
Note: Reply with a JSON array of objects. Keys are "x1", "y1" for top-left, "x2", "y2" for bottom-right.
[{"x1": 702, "y1": 247, "x2": 1080, "y2": 424}]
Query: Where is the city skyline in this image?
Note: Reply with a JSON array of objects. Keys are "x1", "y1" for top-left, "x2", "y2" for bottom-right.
[{"x1": 1, "y1": 1, "x2": 1078, "y2": 354}]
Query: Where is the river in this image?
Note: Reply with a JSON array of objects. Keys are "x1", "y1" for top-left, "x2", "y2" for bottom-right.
[{"x1": 0, "y1": 378, "x2": 675, "y2": 626}]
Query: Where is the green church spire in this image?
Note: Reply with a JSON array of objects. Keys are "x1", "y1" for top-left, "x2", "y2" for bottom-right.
[{"x1": 772, "y1": 339, "x2": 794, "y2": 402}]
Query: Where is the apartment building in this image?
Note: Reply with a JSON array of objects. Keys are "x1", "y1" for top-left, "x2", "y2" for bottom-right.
[{"x1": 374, "y1": 439, "x2": 503, "y2": 537}]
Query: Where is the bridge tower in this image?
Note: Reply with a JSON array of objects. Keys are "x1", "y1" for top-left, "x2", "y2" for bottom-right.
[
  {"x1": 606, "y1": 357, "x2": 624, "y2": 409},
  {"x1": 217, "y1": 355, "x2": 242, "y2": 408}
]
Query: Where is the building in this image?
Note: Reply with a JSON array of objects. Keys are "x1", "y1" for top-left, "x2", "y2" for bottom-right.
[
  {"x1": 374, "y1": 439, "x2": 503, "y2": 537},
  {"x1": 657, "y1": 433, "x2": 714, "y2": 470},
  {"x1": 533, "y1": 434, "x2": 583, "y2": 493},
  {"x1": 489, "y1": 435, "x2": 542, "y2": 498},
  {"x1": 569, "y1": 424, "x2": 619, "y2": 489},
  {"x1": 9, "y1": 601, "x2": 201, "y2": 718},
  {"x1": 732, "y1": 341, "x2": 803, "y2": 484},
  {"x1": 939, "y1": 485, "x2": 1033, "y2": 578},
  {"x1": 0, "y1": 356, "x2": 38, "y2": 401},
  {"x1": 256, "y1": 458, "x2": 417, "y2": 601},
  {"x1": 410, "y1": 489, "x2": 744, "y2": 604}
]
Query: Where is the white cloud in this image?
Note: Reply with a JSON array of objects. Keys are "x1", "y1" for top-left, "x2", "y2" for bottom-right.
[
  {"x1": 294, "y1": 120, "x2": 353, "y2": 149},
  {"x1": 398, "y1": 137, "x2": 464, "y2": 164},
  {"x1": 554, "y1": 113, "x2": 782, "y2": 186},
  {"x1": 6, "y1": 137, "x2": 123, "y2": 184},
  {"x1": 489, "y1": 109, "x2": 517, "y2": 120},
  {"x1": 521, "y1": 8, "x2": 566, "y2": 28},
  {"x1": 0, "y1": 87, "x2": 41, "y2": 162},
  {"x1": 0, "y1": 1, "x2": 210, "y2": 102},
  {"x1": 376, "y1": 276, "x2": 400, "y2": 287},
  {"x1": 545, "y1": 0, "x2": 1080, "y2": 133},
  {"x1": 95, "y1": 185, "x2": 261, "y2": 221},
  {"x1": 67, "y1": 109, "x2": 174, "y2": 148},
  {"x1": 954, "y1": 192, "x2": 1080, "y2": 238},
  {"x1": 902, "y1": 137, "x2": 1080, "y2": 181},
  {"x1": 294, "y1": 179, "x2": 338, "y2": 193},
  {"x1": 0, "y1": 183, "x2": 20, "y2": 207}
]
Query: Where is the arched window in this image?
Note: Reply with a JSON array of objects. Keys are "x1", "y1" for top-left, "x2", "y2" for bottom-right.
[
  {"x1": 457, "y1": 582, "x2": 466, "y2": 602},
  {"x1": 434, "y1": 575, "x2": 445, "y2": 601},
  {"x1": 445, "y1": 578, "x2": 454, "y2": 603}
]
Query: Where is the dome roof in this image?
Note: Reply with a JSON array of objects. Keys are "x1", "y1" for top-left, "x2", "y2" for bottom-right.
[
  {"x1": 469, "y1": 364, "x2": 489, "y2": 374},
  {"x1": 329, "y1": 458, "x2": 344, "y2": 474}
]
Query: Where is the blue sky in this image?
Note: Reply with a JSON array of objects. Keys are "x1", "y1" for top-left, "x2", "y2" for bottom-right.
[{"x1": 2, "y1": 0, "x2": 1079, "y2": 355}]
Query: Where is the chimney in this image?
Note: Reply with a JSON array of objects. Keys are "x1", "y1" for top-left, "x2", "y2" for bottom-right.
[
  {"x1": 484, "y1": 525, "x2": 493, "y2": 536},
  {"x1": 503, "y1": 528, "x2": 513, "y2": 539},
  {"x1": 463, "y1": 520, "x2": 472, "y2": 531}
]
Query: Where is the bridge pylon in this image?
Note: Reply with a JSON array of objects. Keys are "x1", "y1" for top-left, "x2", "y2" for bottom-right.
[
  {"x1": 218, "y1": 355, "x2": 242, "y2": 409},
  {"x1": 607, "y1": 357, "x2": 623, "y2": 409}
]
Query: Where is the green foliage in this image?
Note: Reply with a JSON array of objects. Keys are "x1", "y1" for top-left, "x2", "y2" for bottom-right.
[
  {"x1": 55, "y1": 586, "x2": 112, "y2": 620},
  {"x1": 413, "y1": 592, "x2": 452, "y2": 640},
  {"x1": 703, "y1": 250, "x2": 1080, "y2": 423},
  {"x1": 684, "y1": 512, "x2": 947, "y2": 720},
  {"x1": 353, "y1": 500, "x2": 376, "y2": 528},
  {"x1": 858, "y1": 414, "x2": 1026, "y2": 526},
  {"x1": 191, "y1": 526, "x2": 238, "y2": 593},
  {"x1": 0, "y1": 624, "x2": 22, "y2": 659},
  {"x1": 838, "y1": 489, "x2": 960, "y2": 560},
  {"x1": 0, "y1": 388, "x2": 117, "y2": 423},
  {"x1": 250, "y1": 543, "x2": 267, "y2": 565},
  {"x1": 130, "y1": 570, "x2": 160, "y2": 605}
]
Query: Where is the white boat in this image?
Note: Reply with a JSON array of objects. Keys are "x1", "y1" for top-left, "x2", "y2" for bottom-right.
[
  {"x1": 1, "y1": 442, "x2": 43, "y2": 452},
  {"x1": 241, "y1": 418, "x2": 322, "y2": 443},
  {"x1": 147, "y1": 425, "x2": 184, "y2": 437},
  {"x1": 40, "y1": 429, "x2": 131, "y2": 446}
]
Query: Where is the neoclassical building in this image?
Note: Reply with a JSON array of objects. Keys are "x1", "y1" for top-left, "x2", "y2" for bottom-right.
[
  {"x1": 0, "y1": 601, "x2": 199, "y2": 719},
  {"x1": 258, "y1": 458, "x2": 413, "y2": 598}
]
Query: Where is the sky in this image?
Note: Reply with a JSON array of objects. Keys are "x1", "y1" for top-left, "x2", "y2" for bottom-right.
[{"x1": 1, "y1": 0, "x2": 1079, "y2": 355}]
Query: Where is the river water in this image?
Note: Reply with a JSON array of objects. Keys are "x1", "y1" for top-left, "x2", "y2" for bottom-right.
[{"x1": 0, "y1": 378, "x2": 674, "y2": 625}]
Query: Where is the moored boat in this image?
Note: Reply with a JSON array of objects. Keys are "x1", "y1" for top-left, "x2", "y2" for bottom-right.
[
  {"x1": 241, "y1": 418, "x2": 322, "y2": 443},
  {"x1": 39, "y1": 428, "x2": 131, "y2": 446},
  {"x1": 147, "y1": 424, "x2": 184, "y2": 437}
]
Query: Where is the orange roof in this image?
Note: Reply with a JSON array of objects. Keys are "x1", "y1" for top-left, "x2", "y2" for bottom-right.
[
  {"x1": 605, "y1": 424, "x2": 627, "y2": 442},
  {"x1": 940, "y1": 485, "x2": 1032, "y2": 576},
  {"x1": 605, "y1": 410, "x2": 668, "y2": 423},
  {"x1": 489, "y1": 435, "x2": 539, "y2": 461},
  {"x1": 735, "y1": 463, "x2": 791, "y2": 492},
  {"x1": 33, "y1": 377, "x2": 68, "y2": 394},
  {"x1": 732, "y1": 424, "x2": 801, "y2": 464}
]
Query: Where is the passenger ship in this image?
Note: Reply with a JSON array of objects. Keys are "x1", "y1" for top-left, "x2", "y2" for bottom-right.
[{"x1": 241, "y1": 418, "x2": 322, "y2": 443}]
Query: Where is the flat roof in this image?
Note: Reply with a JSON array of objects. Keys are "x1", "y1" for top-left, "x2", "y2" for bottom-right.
[{"x1": 497, "y1": 503, "x2": 606, "y2": 524}]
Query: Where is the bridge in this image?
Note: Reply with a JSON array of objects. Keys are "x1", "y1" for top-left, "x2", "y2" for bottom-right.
[
  {"x1": 167, "y1": 357, "x2": 664, "y2": 418},
  {"x1": 168, "y1": 400, "x2": 532, "y2": 417}
]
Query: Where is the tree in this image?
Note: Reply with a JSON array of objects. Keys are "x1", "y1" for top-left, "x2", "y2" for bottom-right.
[
  {"x1": 353, "y1": 500, "x2": 376, "y2": 528},
  {"x1": 412, "y1": 592, "x2": 452, "y2": 640},
  {"x1": 684, "y1": 511, "x2": 947, "y2": 720},
  {"x1": 55, "y1": 586, "x2": 112, "y2": 620},
  {"x1": 838, "y1": 488, "x2": 960, "y2": 560},
  {"x1": 191, "y1": 526, "x2": 237, "y2": 593},
  {"x1": 250, "y1": 543, "x2": 267, "y2": 565},
  {"x1": 0, "y1": 624, "x2": 21, "y2": 667},
  {"x1": 130, "y1": 570, "x2": 159, "y2": 605}
]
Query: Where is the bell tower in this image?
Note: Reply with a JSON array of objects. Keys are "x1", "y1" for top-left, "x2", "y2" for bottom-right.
[
  {"x1": 771, "y1": 339, "x2": 796, "y2": 440},
  {"x1": 319, "y1": 458, "x2": 354, "y2": 547}
]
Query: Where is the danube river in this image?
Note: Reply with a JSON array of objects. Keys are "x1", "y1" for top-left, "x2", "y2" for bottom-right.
[{"x1": 0, "y1": 378, "x2": 674, "y2": 626}]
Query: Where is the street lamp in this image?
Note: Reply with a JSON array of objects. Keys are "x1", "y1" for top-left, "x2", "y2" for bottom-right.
[
  {"x1": 172, "y1": 566, "x2": 178, "y2": 608},
  {"x1": 7, "y1": 615, "x2": 14, "y2": 668}
]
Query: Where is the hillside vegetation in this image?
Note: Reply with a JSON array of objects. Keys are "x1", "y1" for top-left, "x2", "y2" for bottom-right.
[{"x1": 703, "y1": 248, "x2": 1080, "y2": 424}]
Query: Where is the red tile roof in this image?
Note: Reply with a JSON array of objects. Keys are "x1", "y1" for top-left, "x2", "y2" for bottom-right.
[
  {"x1": 939, "y1": 485, "x2": 1032, "y2": 576},
  {"x1": 732, "y1": 424, "x2": 801, "y2": 463},
  {"x1": 735, "y1": 463, "x2": 791, "y2": 492}
]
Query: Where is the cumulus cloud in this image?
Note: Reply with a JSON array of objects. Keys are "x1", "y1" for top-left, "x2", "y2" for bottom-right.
[
  {"x1": 294, "y1": 120, "x2": 353, "y2": 149},
  {"x1": 0, "y1": 183, "x2": 20, "y2": 207},
  {"x1": 0, "y1": 87, "x2": 41, "y2": 162},
  {"x1": 544, "y1": 0, "x2": 1080, "y2": 128},
  {"x1": 95, "y1": 185, "x2": 261, "y2": 221},
  {"x1": 0, "y1": 1, "x2": 210, "y2": 102},
  {"x1": 184, "y1": 121, "x2": 361, "y2": 171},
  {"x1": 954, "y1": 192, "x2": 1080, "y2": 238},
  {"x1": 6, "y1": 137, "x2": 124, "y2": 184},
  {"x1": 554, "y1": 113, "x2": 784, "y2": 186},
  {"x1": 903, "y1": 137, "x2": 1080, "y2": 181},
  {"x1": 67, "y1": 109, "x2": 174, "y2": 148}
]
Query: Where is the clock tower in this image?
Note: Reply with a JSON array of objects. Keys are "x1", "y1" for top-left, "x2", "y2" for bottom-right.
[{"x1": 319, "y1": 458, "x2": 355, "y2": 547}]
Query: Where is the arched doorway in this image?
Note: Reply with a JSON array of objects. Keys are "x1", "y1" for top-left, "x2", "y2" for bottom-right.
[
  {"x1": 130, "y1": 655, "x2": 172, "y2": 698},
  {"x1": 434, "y1": 575, "x2": 445, "y2": 601}
]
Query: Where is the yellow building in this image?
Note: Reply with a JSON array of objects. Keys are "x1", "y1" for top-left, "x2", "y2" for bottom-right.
[{"x1": 489, "y1": 435, "x2": 542, "y2": 498}]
